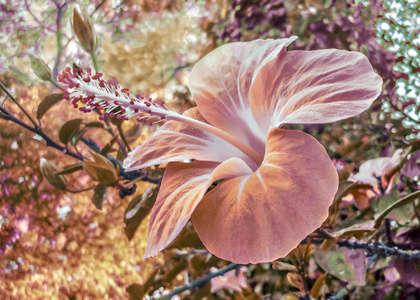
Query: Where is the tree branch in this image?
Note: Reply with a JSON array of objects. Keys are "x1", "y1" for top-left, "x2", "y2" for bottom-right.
[
  {"x1": 336, "y1": 240, "x2": 420, "y2": 259},
  {"x1": 155, "y1": 263, "x2": 240, "y2": 299},
  {"x1": 0, "y1": 81, "x2": 39, "y2": 129}
]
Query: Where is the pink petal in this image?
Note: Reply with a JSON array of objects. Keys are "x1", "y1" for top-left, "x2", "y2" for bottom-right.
[
  {"x1": 191, "y1": 127, "x2": 338, "y2": 264},
  {"x1": 189, "y1": 37, "x2": 297, "y2": 153},
  {"x1": 123, "y1": 108, "x2": 251, "y2": 171},
  {"x1": 249, "y1": 49, "x2": 383, "y2": 131},
  {"x1": 144, "y1": 158, "x2": 253, "y2": 258}
]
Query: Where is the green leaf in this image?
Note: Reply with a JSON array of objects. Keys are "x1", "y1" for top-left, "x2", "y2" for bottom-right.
[
  {"x1": 100, "y1": 135, "x2": 119, "y2": 155},
  {"x1": 59, "y1": 118, "x2": 83, "y2": 145},
  {"x1": 124, "y1": 186, "x2": 156, "y2": 240},
  {"x1": 70, "y1": 128, "x2": 87, "y2": 147},
  {"x1": 331, "y1": 220, "x2": 375, "y2": 240},
  {"x1": 92, "y1": 184, "x2": 107, "y2": 210},
  {"x1": 85, "y1": 121, "x2": 104, "y2": 128},
  {"x1": 375, "y1": 189, "x2": 413, "y2": 226},
  {"x1": 314, "y1": 245, "x2": 366, "y2": 285},
  {"x1": 54, "y1": 163, "x2": 83, "y2": 175},
  {"x1": 37, "y1": 93, "x2": 64, "y2": 120}
]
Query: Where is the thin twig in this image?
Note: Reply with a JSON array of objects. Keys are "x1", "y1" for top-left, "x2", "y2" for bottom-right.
[
  {"x1": 336, "y1": 240, "x2": 420, "y2": 259},
  {"x1": 1, "y1": 107, "x2": 82, "y2": 160},
  {"x1": 155, "y1": 263, "x2": 240, "y2": 300},
  {"x1": 91, "y1": 0, "x2": 106, "y2": 15},
  {"x1": 0, "y1": 81, "x2": 39, "y2": 128}
]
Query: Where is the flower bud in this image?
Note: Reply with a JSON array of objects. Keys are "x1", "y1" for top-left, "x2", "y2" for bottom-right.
[
  {"x1": 71, "y1": 6, "x2": 95, "y2": 53},
  {"x1": 29, "y1": 55, "x2": 52, "y2": 81},
  {"x1": 83, "y1": 151, "x2": 120, "y2": 186}
]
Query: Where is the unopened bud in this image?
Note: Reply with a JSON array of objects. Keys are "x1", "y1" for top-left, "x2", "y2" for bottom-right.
[
  {"x1": 83, "y1": 151, "x2": 120, "y2": 186},
  {"x1": 72, "y1": 6, "x2": 95, "y2": 53},
  {"x1": 29, "y1": 55, "x2": 52, "y2": 81}
]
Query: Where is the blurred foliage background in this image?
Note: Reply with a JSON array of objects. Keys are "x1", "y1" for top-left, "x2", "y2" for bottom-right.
[{"x1": 1, "y1": 0, "x2": 420, "y2": 299}]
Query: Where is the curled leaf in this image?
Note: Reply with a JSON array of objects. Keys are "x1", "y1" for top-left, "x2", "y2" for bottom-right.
[
  {"x1": 37, "y1": 93, "x2": 64, "y2": 120},
  {"x1": 40, "y1": 158, "x2": 67, "y2": 190},
  {"x1": 310, "y1": 273, "x2": 327, "y2": 299},
  {"x1": 272, "y1": 261, "x2": 297, "y2": 272},
  {"x1": 59, "y1": 118, "x2": 83, "y2": 145}
]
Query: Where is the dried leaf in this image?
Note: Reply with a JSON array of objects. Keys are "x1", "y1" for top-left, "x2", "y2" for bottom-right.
[
  {"x1": 310, "y1": 273, "x2": 327, "y2": 298},
  {"x1": 272, "y1": 261, "x2": 297, "y2": 272},
  {"x1": 126, "y1": 284, "x2": 144, "y2": 300},
  {"x1": 59, "y1": 118, "x2": 83, "y2": 145},
  {"x1": 286, "y1": 272, "x2": 302, "y2": 289},
  {"x1": 92, "y1": 184, "x2": 107, "y2": 210},
  {"x1": 338, "y1": 163, "x2": 354, "y2": 181},
  {"x1": 143, "y1": 267, "x2": 160, "y2": 294},
  {"x1": 40, "y1": 158, "x2": 67, "y2": 190},
  {"x1": 36, "y1": 93, "x2": 63, "y2": 120}
]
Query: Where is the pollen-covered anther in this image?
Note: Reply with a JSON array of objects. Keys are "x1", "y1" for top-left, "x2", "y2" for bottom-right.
[{"x1": 58, "y1": 66, "x2": 173, "y2": 124}]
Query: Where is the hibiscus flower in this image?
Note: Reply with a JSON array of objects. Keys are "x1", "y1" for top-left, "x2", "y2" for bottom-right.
[{"x1": 59, "y1": 37, "x2": 382, "y2": 264}]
